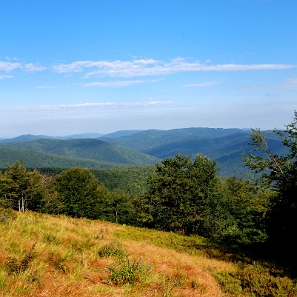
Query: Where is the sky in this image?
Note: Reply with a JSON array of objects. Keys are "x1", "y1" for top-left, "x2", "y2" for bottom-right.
[{"x1": 0, "y1": 0, "x2": 297, "y2": 137}]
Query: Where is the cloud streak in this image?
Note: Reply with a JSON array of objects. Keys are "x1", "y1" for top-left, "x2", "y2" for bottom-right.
[
  {"x1": 52, "y1": 58, "x2": 296, "y2": 78},
  {"x1": 1, "y1": 58, "x2": 295, "y2": 80},
  {"x1": 183, "y1": 81, "x2": 220, "y2": 87},
  {"x1": 0, "y1": 61, "x2": 46, "y2": 72},
  {"x1": 83, "y1": 79, "x2": 161, "y2": 87},
  {"x1": 0, "y1": 101, "x2": 172, "y2": 114}
]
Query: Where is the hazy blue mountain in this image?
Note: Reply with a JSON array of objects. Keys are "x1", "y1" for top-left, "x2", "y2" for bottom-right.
[
  {"x1": 102, "y1": 130, "x2": 144, "y2": 138},
  {"x1": 0, "y1": 127, "x2": 285, "y2": 177},
  {"x1": 0, "y1": 148, "x2": 130, "y2": 169},
  {"x1": 0, "y1": 138, "x2": 160, "y2": 166},
  {"x1": 0, "y1": 134, "x2": 50, "y2": 143}
]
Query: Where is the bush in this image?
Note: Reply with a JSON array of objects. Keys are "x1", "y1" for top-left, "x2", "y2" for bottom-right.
[
  {"x1": 98, "y1": 241, "x2": 126, "y2": 258},
  {"x1": 108, "y1": 258, "x2": 152, "y2": 285}
]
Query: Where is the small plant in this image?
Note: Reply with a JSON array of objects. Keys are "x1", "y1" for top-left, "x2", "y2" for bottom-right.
[
  {"x1": 47, "y1": 252, "x2": 69, "y2": 273},
  {"x1": 108, "y1": 258, "x2": 152, "y2": 285},
  {"x1": 98, "y1": 240, "x2": 126, "y2": 258},
  {"x1": 5, "y1": 243, "x2": 37, "y2": 275},
  {"x1": 43, "y1": 233, "x2": 61, "y2": 245},
  {"x1": 0, "y1": 272, "x2": 6, "y2": 290},
  {"x1": 158, "y1": 274, "x2": 186, "y2": 296}
]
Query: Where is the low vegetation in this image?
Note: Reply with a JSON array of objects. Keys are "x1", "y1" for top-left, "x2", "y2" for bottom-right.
[
  {"x1": 1, "y1": 111, "x2": 297, "y2": 295},
  {"x1": 1, "y1": 210, "x2": 296, "y2": 296}
]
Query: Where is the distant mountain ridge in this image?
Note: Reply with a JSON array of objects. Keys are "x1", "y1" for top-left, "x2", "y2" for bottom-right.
[{"x1": 0, "y1": 127, "x2": 285, "y2": 177}]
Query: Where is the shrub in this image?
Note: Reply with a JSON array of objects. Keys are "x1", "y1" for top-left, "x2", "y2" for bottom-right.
[
  {"x1": 108, "y1": 258, "x2": 152, "y2": 285},
  {"x1": 98, "y1": 241, "x2": 126, "y2": 258}
]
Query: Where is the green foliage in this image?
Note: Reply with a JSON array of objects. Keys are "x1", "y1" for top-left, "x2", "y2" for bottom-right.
[
  {"x1": 141, "y1": 154, "x2": 231, "y2": 238},
  {"x1": 0, "y1": 137, "x2": 160, "y2": 168},
  {"x1": 243, "y1": 111, "x2": 297, "y2": 254},
  {"x1": 54, "y1": 167, "x2": 101, "y2": 219},
  {"x1": 108, "y1": 258, "x2": 152, "y2": 285},
  {"x1": 0, "y1": 161, "x2": 51, "y2": 212},
  {"x1": 91, "y1": 166, "x2": 155, "y2": 196},
  {"x1": 5, "y1": 243, "x2": 37, "y2": 275},
  {"x1": 218, "y1": 177, "x2": 272, "y2": 244},
  {"x1": 98, "y1": 241, "x2": 127, "y2": 258},
  {"x1": 215, "y1": 263, "x2": 297, "y2": 297}
]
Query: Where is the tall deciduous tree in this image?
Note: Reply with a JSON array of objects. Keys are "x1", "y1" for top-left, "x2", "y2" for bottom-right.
[
  {"x1": 141, "y1": 154, "x2": 228, "y2": 237},
  {"x1": 54, "y1": 167, "x2": 100, "y2": 218},
  {"x1": 243, "y1": 111, "x2": 297, "y2": 250},
  {"x1": 0, "y1": 161, "x2": 50, "y2": 212}
]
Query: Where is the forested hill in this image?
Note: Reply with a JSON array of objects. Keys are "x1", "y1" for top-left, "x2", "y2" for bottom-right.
[
  {"x1": 0, "y1": 148, "x2": 134, "y2": 169},
  {"x1": 0, "y1": 138, "x2": 160, "y2": 168},
  {"x1": 100, "y1": 128, "x2": 285, "y2": 176},
  {"x1": 0, "y1": 128, "x2": 286, "y2": 176}
]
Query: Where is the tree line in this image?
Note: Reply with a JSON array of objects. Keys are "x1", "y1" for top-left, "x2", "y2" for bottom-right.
[{"x1": 1, "y1": 112, "x2": 297, "y2": 252}]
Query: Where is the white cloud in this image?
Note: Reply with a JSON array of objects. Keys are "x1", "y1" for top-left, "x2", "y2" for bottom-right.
[
  {"x1": 52, "y1": 58, "x2": 296, "y2": 78},
  {"x1": 0, "y1": 61, "x2": 46, "y2": 73},
  {"x1": 0, "y1": 101, "x2": 171, "y2": 114},
  {"x1": 0, "y1": 75, "x2": 13, "y2": 80},
  {"x1": 0, "y1": 61, "x2": 21, "y2": 72},
  {"x1": 23, "y1": 63, "x2": 46, "y2": 72},
  {"x1": 83, "y1": 79, "x2": 160, "y2": 87},
  {"x1": 183, "y1": 81, "x2": 220, "y2": 87}
]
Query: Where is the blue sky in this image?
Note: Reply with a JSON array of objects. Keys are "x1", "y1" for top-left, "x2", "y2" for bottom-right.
[{"x1": 1, "y1": 0, "x2": 296, "y2": 137}]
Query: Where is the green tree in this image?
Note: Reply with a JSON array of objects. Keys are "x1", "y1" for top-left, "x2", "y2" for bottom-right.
[
  {"x1": 0, "y1": 161, "x2": 47, "y2": 211},
  {"x1": 243, "y1": 111, "x2": 297, "y2": 250},
  {"x1": 219, "y1": 177, "x2": 272, "y2": 244},
  {"x1": 141, "y1": 154, "x2": 228, "y2": 237},
  {"x1": 54, "y1": 167, "x2": 100, "y2": 218}
]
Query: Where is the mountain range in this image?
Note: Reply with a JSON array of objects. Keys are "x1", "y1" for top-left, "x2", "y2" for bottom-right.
[{"x1": 0, "y1": 128, "x2": 285, "y2": 176}]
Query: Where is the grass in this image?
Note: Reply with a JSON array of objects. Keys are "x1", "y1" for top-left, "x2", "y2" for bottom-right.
[{"x1": 0, "y1": 209, "x2": 296, "y2": 296}]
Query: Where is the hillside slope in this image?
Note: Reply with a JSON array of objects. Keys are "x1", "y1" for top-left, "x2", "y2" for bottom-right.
[
  {"x1": 100, "y1": 128, "x2": 285, "y2": 176},
  {"x1": 0, "y1": 210, "x2": 227, "y2": 296},
  {"x1": 0, "y1": 138, "x2": 160, "y2": 167},
  {"x1": 0, "y1": 148, "x2": 131, "y2": 169},
  {"x1": 1, "y1": 210, "x2": 296, "y2": 296}
]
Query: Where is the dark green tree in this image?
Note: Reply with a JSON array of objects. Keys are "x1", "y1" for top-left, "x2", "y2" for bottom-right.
[
  {"x1": 141, "y1": 154, "x2": 229, "y2": 237},
  {"x1": 0, "y1": 161, "x2": 47, "y2": 211},
  {"x1": 54, "y1": 167, "x2": 100, "y2": 218},
  {"x1": 219, "y1": 177, "x2": 272, "y2": 244},
  {"x1": 243, "y1": 111, "x2": 297, "y2": 250}
]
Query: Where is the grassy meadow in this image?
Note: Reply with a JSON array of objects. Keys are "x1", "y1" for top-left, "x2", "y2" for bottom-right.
[{"x1": 0, "y1": 209, "x2": 296, "y2": 297}]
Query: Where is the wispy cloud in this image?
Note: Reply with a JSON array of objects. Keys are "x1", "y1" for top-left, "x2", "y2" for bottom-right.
[
  {"x1": 0, "y1": 74, "x2": 14, "y2": 80},
  {"x1": 83, "y1": 79, "x2": 160, "y2": 87},
  {"x1": 24, "y1": 63, "x2": 46, "y2": 72},
  {"x1": 183, "y1": 81, "x2": 220, "y2": 87},
  {"x1": 0, "y1": 61, "x2": 21, "y2": 72},
  {"x1": 2, "y1": 58, "x2": 295, "y2": 79},
  {"x1": 35, "y1": 86, "x2": 60, "y2": 89},
  {"x1": 0, "y1": 101, "x2": 172, "y2": 113},
  {"x1": 0, "y1": 61, "x2": 46, "y2": 73},
  {"x1": 52, "y1": 58, "x2": 296, "y2": 78},
  {"x1": 244, "y1": 78, "x2": 297, "y2": 90}
]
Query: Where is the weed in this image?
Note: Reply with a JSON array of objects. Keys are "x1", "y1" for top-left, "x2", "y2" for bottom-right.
[
  {"x1": 108, "y1": 258, "x2": 152, "y2": 285},
  {"x1": 215, "y1": 263, "x2": 297, "y2": 297},
  {"x1": 47, "y1": 252, "x2": 69, "y2": 273},
  {"x1": 0, "y1": 272, "x2": 6, "y2": 290},
  {"x1": 5, "y1": 243, "x2": 37, "y2": 275},
  {"x1": 98, "y1": 240, "x2": 127, "y2": 258},
  {"x1": 157, "y1": 274, "x2": 186, "y2": 296},
  {"x1": 43, "y1": 233, "x2": 61, "y2": 245}
]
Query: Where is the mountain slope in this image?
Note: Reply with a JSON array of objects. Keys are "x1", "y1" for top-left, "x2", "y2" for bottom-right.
[
  {"x1": 0, "y1": 148, "x2": 132, "y2": 169},
  {"x1": 0, "y1": 138, "x2": 160, "y2": 166}
]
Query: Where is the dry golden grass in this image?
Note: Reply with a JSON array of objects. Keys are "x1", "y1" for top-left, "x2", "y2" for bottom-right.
[{"x1": 0, "y1": 210, "x2": 237, "y2": 296}]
